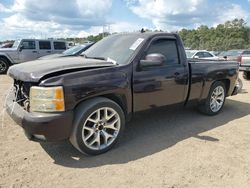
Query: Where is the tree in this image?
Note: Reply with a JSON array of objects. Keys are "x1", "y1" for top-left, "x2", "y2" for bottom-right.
[{"x1": 178, "y1": 19, "x2": 250, "y2": 51}]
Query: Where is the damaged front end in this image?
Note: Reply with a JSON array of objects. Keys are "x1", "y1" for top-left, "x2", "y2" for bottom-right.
[{"x1": 12, "y1": 79, "x2": 35, "y2": 112}]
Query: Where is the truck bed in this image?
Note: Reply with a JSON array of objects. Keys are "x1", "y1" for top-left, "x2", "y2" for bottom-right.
[
  {"x1": 240, "y1": 55, "x2": 250, "y2": 71},
  {"x1": 187, "y1": 60, "x2": 239, "y2": 105}
]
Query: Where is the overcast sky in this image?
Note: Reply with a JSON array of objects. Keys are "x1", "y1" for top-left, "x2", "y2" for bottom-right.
[{"x1": 0, "y1": 0, "x2": 250, "y2": 40}]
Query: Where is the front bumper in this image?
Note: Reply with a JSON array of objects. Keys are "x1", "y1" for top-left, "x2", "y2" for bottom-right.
[{"x1": 6, "y1": 93, "x2": 73, "y2": 142}]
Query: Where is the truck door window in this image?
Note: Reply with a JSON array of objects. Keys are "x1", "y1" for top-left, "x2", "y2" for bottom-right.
[
  {"x1": 39, "y1": 41, "x2": 51, "y2": 50},
  {"x1": 146, "y1": 39, "x2": 179, "y2": 65},
  {"x1": 195, "y1": 52, "x2": 204, "y2": 58},
  {"x1": 203, "y1": 52, "x2": 213, "y2": 57},
  {"x1": 54, "y1": 42, "x2": 66, "y2": 50},
  {"x1": 21, "y1": 40, "x2": 35, "y2": 50}
]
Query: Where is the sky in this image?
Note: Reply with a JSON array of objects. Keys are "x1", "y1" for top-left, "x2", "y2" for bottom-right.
[{"x1": 0, "y1": 0, "x2": 250, "y2": 40}]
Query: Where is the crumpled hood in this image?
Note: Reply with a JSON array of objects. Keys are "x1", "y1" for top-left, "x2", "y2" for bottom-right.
[{"x1": 8, "y1": 56, "x2": 116, "y2": 82}]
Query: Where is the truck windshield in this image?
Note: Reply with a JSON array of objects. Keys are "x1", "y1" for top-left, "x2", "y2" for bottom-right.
[
  {"x1": 63, "y1": 45, "x2": 85, "y2": 55},
  {"x1": 82, "y1": 34, "x2": 145, "y2": 65},
  {"x1": 12, "y1": 39, "x2": 21, "y2": 48}
]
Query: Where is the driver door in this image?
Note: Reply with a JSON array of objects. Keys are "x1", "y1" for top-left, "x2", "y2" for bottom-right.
[
  {"x1": 18, "y1": 40, "x2": 38, "y2": 63},
  {"x1": 133, "y1": 37, "x2": 187, "y2": 112}
]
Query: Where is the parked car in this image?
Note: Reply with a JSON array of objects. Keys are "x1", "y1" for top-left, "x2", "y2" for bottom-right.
[
  {"x1": 239, "y1": 50, "x2": 250, "y2": 80},
  {"x1": 39, "y1": 43, "x2": 94, "y2": 60},
  {"x1": 218, "y1": 49, "x2": 248, "y2": 61},
  {"x1": 186, "y1": 50, "x2": 219, "y2": 60},
  {"x1": 6, "y1": 32, "x2": 239, "y2": 155},
  {"x1": 0, "y1": 39, "x2": 68, "y2": 74},
  {"x1": 209, "y1": 51, "x2": 221, "y2": 56}
]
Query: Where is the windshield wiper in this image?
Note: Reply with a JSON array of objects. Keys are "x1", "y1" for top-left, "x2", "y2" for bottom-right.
[{"x1": 81, "y1": 54, "x2": 106, "y2": 60}]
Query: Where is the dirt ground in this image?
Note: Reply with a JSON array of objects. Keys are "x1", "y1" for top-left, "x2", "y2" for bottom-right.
[{"x1": 0, "y1": 73, "x2": 250, "y2": 188}]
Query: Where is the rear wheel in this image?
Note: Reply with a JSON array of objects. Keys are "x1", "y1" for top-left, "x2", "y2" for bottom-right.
[
  {"x1": 0, "y1": 58, "x2": 9, "y2": 74},
  {"x1": 198, "y1": 81, "x2": 226, "y2": 115},
  {"x1": 70, "y1": 97, "x2": 125, "y2": 155}
]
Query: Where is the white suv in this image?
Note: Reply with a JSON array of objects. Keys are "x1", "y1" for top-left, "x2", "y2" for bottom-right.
[{"x1": 0, "y1": 39, "x2": 68, "y2": 74}]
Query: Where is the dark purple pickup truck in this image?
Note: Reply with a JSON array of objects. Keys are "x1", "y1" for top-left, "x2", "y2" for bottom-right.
[{"x1": 6, "y1": 32, "x2": 239, "y2": 155}]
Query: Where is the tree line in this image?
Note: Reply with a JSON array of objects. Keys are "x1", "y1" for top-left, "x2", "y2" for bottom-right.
[
  {"x1": 1, "y1": 19, "x2": 250, "y2": 51},
  {"x1": 178, "y1": 19, "x2": 250, "y2": 51},
  {"x1": 78, "y1": 19, "x2": 250, "y2": 51}
]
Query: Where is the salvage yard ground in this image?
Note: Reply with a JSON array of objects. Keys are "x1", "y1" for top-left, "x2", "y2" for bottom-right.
[{"x1": 0, "y1": 73, "x2": 250, "y2": 188}]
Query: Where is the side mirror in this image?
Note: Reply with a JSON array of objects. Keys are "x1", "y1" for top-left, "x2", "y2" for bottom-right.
[
  {"x1": 139, "y1": 53, "x2": 165, "y2": 69},
  {"x1": 194, "y1": 55, "x2": 199, "y2": 59},
  {"x1": 19, "y1": 45, "x2": 24, "y2": 52}
]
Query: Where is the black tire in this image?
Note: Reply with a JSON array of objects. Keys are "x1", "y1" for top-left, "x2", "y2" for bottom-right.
[
  {"x1": 198, "y1": 81, "x2": 226, "y2": 116},
  {"x1": 70, "y1": 97, "x2": 125, "y2": 155},
  {"x1": 0, "y1": 58, "x2": 9, "y2": 74},
  {"x1": 243, "y1": 71, "x2": 250, "y2": 80}
]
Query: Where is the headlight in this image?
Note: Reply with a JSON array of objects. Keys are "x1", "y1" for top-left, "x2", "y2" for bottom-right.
[{"x1": 30, "y1": 86, "x2": 65, "y2": 112}]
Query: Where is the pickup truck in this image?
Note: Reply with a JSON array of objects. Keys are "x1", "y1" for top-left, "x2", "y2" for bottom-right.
[
  {"x1": 6, "y1": 32, "x2": 239, "y2": 155},
  {"x1": 239, "y1": 50, "x2": 250, "y2": 80},
  {"x1": 0, "y1": 39, "x2": 68, "y2": 74}
]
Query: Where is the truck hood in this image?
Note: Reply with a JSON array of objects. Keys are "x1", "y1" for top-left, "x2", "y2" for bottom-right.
[
  {"x1": 0, "y1": 48, "x2": 17, "y2": 52},
  {"x1": 39, "y1": 53, "x2": 66, "y2": 60},
  {"x1": 8, "y1": 56, "x2": 116, "y2": 82}
]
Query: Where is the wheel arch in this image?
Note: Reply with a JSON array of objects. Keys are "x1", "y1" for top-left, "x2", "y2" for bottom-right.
[
  {"x1": 73, "y1": 93, "x2": 130, "y2": 119},
  {"x1": 199, "y1": 78, "x2": 230, "y2": 104},
  {"x1": 214, "y1": 79, "x2": 230, "y2": 96},
  {"x1": 0, "y1": 55, "x2": 13, "y2": 65},
  {"x1": 101, "y1": 93, "x2": 128, "y2": 116}
]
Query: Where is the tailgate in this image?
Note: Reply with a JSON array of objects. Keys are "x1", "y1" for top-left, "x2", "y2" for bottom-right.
[{"x1": 241, "y1": 56, "x2": 250, "y2": 66}]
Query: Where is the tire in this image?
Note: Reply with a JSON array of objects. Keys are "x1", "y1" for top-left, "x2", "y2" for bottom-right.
[
  {"x1": 243, "y1": 71, "x2": 250, "y2": 80},
  {"x1": 0, "y1": 58, "x2": 9, "y2": 74},
  {"x1": 70, "y1": 97, "x2": 125, "y2": 155},
  {"x1": 198, "y1": 81, "x2": 226, "y2": 116}
]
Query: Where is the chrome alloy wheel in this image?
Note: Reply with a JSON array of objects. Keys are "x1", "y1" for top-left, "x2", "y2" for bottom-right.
[
  {"x1": 0, "y1": 60, "x2": 7, "y2": 73},
  {"x1": 82, "y1": 107, "x2": 121, "y2": 151},
  {"x1": 210, "y1": 86, "x2": 225, "y2": 112}
]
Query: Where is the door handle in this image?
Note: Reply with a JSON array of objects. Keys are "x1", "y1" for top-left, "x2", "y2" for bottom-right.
[
  {"x1": 32, "y1": 51, "x2": 38, "y2": 53},
  {"x1": 47, "y1": 51, "x2": 51, "y2": 53},
  {"x1": 174, "y1": 72, "x2": 180, "y2": 76}
]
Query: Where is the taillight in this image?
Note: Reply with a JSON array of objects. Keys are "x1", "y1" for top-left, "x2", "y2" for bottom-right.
[{"x1": 237, "y1": 55, "x2": 242, "y2": 65}]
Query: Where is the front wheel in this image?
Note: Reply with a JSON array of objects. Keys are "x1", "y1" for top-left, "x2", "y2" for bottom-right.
[
  {"x1": 198, "y1": 81, "x2": 226, "y2": 115},
  {"x1": 0, "y1": 58, "x2": 9, "y2": 74},
  {"x1": 70, "y1": 97, "x2": 125, "y2": 155}
]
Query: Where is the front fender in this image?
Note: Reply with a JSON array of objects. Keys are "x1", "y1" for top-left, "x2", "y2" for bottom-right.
[
  {"x1": 0, "y1": 52, "x2": 14, "y2": 64},
  {"x1": 40, "y1": 65, "x2": 133, "y2": 115}
]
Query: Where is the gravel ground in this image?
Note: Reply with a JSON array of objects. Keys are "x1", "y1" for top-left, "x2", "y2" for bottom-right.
[{"x1": 0, "y1": 73, "x2": 250, "y2": 188}]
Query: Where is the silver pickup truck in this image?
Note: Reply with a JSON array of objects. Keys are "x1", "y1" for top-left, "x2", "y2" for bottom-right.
[
  {"x1": 239, "y1": 50, "x2": 250, "y2": 80},
  {"x1": 0, "y1": 39, "x2": 68, "y2": 74}
]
